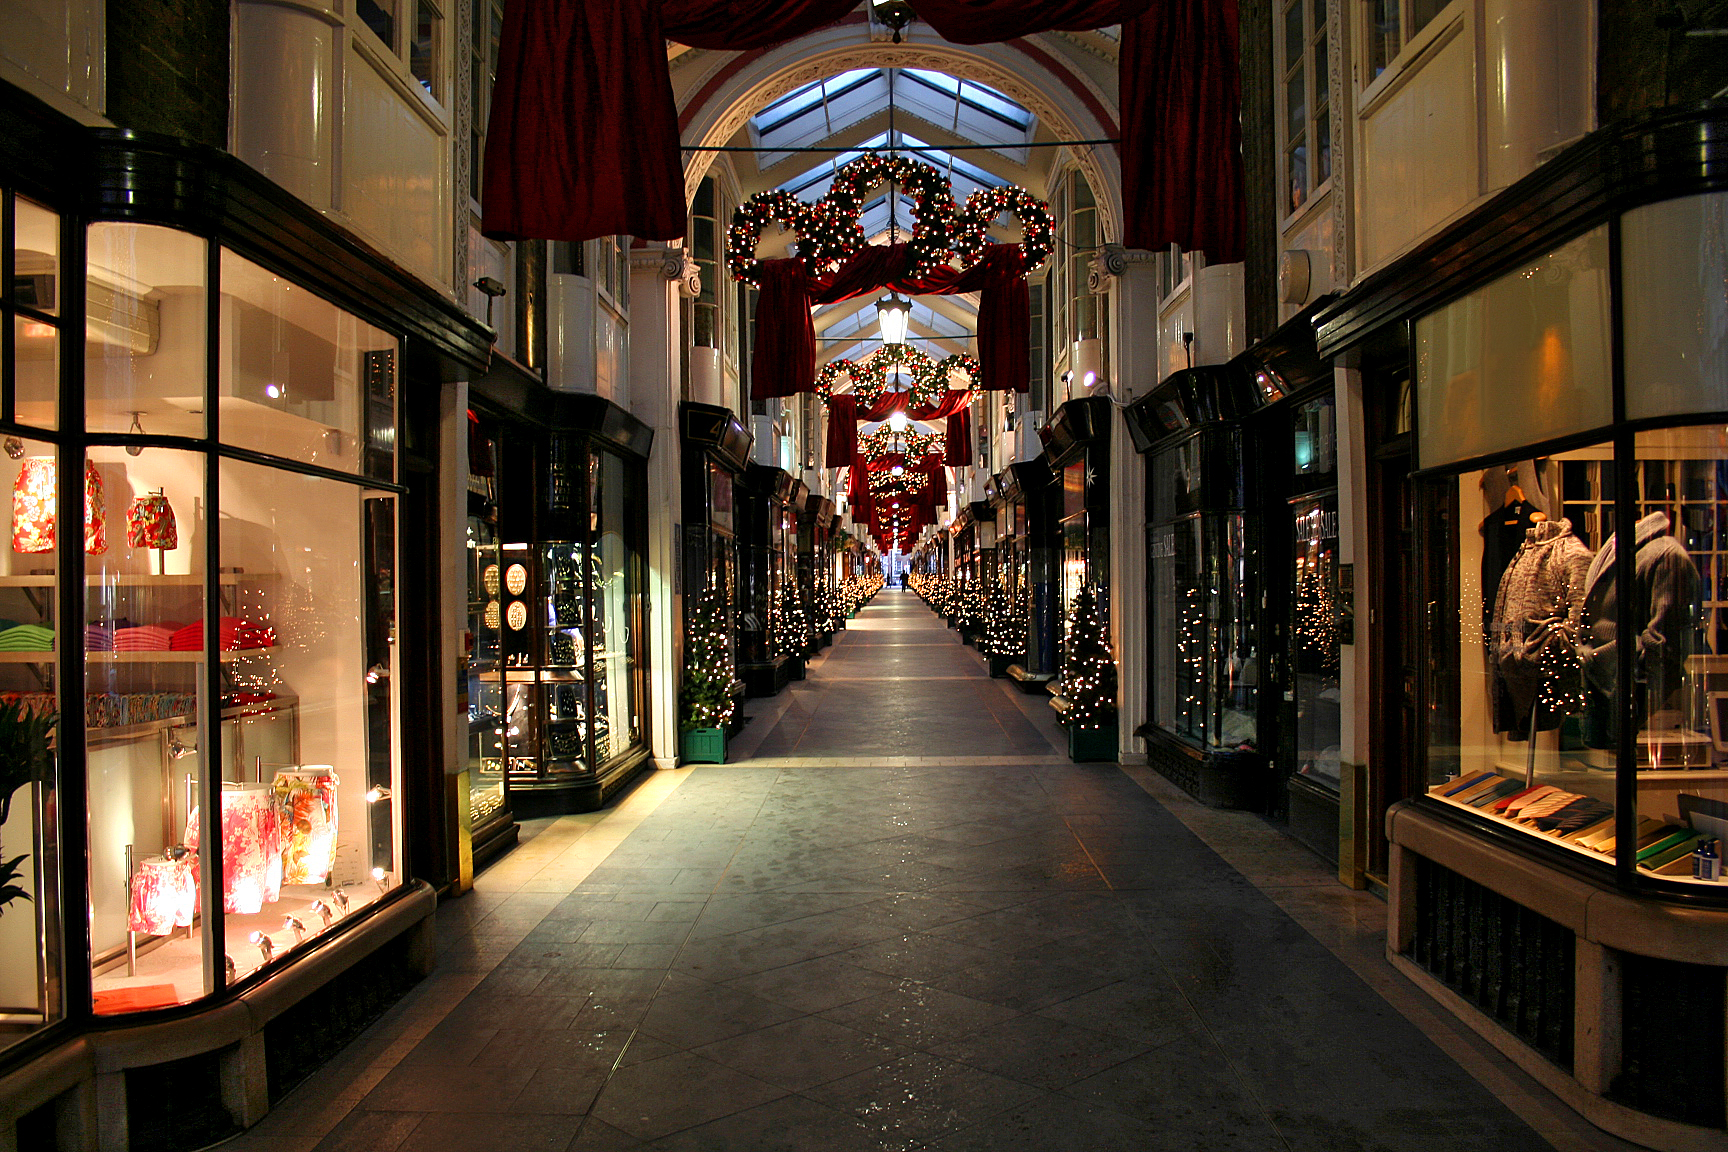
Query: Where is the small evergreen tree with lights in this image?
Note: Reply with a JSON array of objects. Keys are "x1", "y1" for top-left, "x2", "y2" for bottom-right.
[
  {"x1": 680, "y1": 583, "x2": 735, "y2": 737},
  {"x1": 983, "y1": 584, "x2": 1024, "y2": 657},
  {"x1": 1062, "y1": 585, "x2": 1118, "y2": 758}
]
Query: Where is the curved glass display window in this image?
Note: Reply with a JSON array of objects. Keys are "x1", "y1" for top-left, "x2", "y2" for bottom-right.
[
  {"x1": 75, "y1": 227, "x2": 402, "y2": 1013},
  {"x1": 1415, "y1": 195, "x2": 1728, "y2": 892}
]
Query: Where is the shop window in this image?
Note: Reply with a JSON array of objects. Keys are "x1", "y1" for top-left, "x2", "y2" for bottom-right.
[
  {"x1": 409, "y1": 0, "x2": 444, "y2": 102},
  {"x1": 468, "y1": 0, "x2": 503, "y2": 203},
  {"x1": 1622, "y1": 191, "x2": 1728, "y2": 422},
  {"x1": 8, "y1": 196, "x2": 60, "y2": 431},
  {"x1": 592, "y1": 236, "x2": 630, "y2": 315},
  {"x1": 1421, "y1": 431, "x2": 1728, "y2": 889},
  {"x1": 0, "y1": 433, "x2": 62, "y2": 1050},
  {"x1": 1293, "y1": 394, "x2": 1335, "y2": 476},
  {"x1": 216, "y1": 250, "x2": 397, "y2": 481},
  {"x1": 1414, "y1": 225, "x2": 1612, "y2": 470},
  {"x1": 1151, "y1": 513, "x2": 1258, "y2": 750},
  {"x1": 690, "y1": 178, "x2": 722, "y2": 350},
  {"x1": 1277, "y1": 0, "x2": 1331, "y2": 217},
  {"x1": 85, "y1": 224, "x2": 207, "y2": 440},
  {"x1": 1365, "y1": 0, "x2": 1454, "y2": 81},
  {"x1": 1293, "y1": 496, "x2": 1341, "y2": 791},
  {"x1": 82, "y1": 223, "x2": 403, "y2": 1014}
]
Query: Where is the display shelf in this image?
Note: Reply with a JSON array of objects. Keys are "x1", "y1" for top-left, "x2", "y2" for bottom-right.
[
  {"x1": 0, "y1": 649, "x2": 275, "y2": 663},
  {"x1": 85, "y1": 696, "x2": 298, "y2": 746},
  {"x1": 0, "y1": 573, "x2": 263, "y2": 588}
]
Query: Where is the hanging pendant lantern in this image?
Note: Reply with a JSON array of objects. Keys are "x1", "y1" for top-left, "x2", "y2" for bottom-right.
[{"x1": 876, "y1": 294, "x2": 911, "y2": 346}]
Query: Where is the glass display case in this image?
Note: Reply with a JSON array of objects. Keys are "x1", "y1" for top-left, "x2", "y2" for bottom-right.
[
  {"x1": 464, "y1": 413, "x2": 511, "y2": 849},
  {"x1": 490, "y1": 429, "x2": 649, "y2": 815}
]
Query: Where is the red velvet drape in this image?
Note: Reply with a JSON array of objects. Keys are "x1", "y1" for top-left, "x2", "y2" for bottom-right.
[
  {"x1": 826, "y1": 390, "x2": 973, "y2": 468},
  {"x1": 482, "y1": 0, "x2": 854, "y2": 241},
  {"x1": 483, "y1": 1, "x2": 1246, "y2": 265},
  {"x1": 752, "y1": 243, "x2": 1027, "y2": 402}
]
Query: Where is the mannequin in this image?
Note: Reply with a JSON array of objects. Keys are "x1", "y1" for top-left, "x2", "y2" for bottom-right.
[{"x1": 1576, "y1": 511, "x2": 1698, "y2": 747}]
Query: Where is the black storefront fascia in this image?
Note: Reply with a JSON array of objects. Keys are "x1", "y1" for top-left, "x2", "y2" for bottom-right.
[
  {"x1": 1314, "y1": 103, "x2": 1728, "y2": 1146},
  {"x1": 679, "y1": 402, "x2": 752, "y2": 729},
  {"x1": 0, "y1": 87, "x2": 490, "y2": 1144}
]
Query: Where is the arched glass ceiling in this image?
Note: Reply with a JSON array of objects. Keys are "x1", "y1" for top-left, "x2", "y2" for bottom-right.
[
  {"x1": 780, "y1": 132, "x2": 1006, "y2": 208},
  {"x1": 751, "y1": 68, "x2": 1035, "y2": 168}
]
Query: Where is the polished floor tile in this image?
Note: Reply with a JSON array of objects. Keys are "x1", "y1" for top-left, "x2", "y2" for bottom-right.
[{"x1": 229, "y1": 591, "x2": 1590, "y2": 1152}]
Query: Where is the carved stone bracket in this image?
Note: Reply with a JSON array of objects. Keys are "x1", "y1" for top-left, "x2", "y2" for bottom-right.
[
  {"x1": 630, "y1": 245, "x2": 703, "y2": 297},
  {"x1": 1088, "y1": 243, "x2": 1159, "y2": 293}
]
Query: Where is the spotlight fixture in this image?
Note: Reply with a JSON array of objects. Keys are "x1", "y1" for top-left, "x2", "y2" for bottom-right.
[
  {"x1": 364, "y1": 786, "x2": 392, "y2": 803},
  {"x1": 248, "y1": 930, "x2": 274, "y2": 963},
  {"x1": 283, "y1": 914, "x2": 306, "y2": 944},
  {"x1": 307, "y1": 899, "x2": 334, "y2": 927},
  {"x1": 125, "y1": 412, "x2": 145, "y2": 456},
  {"x1": 4, "y1": 437, "x2": 24, "y2": 460}
]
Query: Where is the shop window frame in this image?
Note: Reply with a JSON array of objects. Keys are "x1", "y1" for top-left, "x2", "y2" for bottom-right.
[
  {"x1": 2, "y1": 194, "x2": 421, "y2": 1036},
  {"x1": 1406, "y1": 201, "x2": 1728, "y2": 904}
]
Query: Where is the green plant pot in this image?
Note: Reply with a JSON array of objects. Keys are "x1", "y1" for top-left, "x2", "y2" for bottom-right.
[
  {"x1": 681, "y1": 727, "x2": 726, "y2": 764},
  {"x1": 987, "y1": 653, "x2": 1019, "y2": 678},
  {"x1": 1068, "y1": 724, "x2": 1118, "y2": 763}
]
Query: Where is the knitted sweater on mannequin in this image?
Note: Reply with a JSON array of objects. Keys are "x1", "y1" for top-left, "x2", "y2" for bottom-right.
[{"x1": 1489, "y1": 518, "x2": 1592, "y2": 734}]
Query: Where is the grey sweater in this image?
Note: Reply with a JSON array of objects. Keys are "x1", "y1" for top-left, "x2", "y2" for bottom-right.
[{"x1": 1576, "y1": 511, "x2": 1698, "y2": 709}]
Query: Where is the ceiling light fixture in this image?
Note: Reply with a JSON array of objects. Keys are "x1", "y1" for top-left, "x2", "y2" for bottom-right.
[{"x1": 871, "y1": 0, "x2": 915, "y2": 43}]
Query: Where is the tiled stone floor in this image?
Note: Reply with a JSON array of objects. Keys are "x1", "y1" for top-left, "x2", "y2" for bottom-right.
[{"x1": 226, "y1": 591, "x2": 1638, "y2": 1152}]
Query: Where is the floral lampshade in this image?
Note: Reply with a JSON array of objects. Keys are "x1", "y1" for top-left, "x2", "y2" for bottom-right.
[
  {"x1": 186, "y1": 786, "x2": 283, "y2": 914},
  {"x1": 11, "y1": 457, "x2": 108, "y2": 554},
  {"x1": 126, "y1": 492, "x2": 178, "y2": 550},
  {"x1": 274, "y1": 769, "x2": 338, "y2": 885},
  {"x1": 128, "y1": 854, "x2": 197, "y2": 936}
]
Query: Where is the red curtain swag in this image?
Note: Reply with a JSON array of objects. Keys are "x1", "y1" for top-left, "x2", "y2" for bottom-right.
[
  {"x1": 482, "y1": 0, "x2": 1245, "y2": 265},
  {"x1": 825, "y1": 390, "x2": 973, "y2": 468},
  {"x1": 751, "y1": 242, "x2": 1027, "y2": 402}
]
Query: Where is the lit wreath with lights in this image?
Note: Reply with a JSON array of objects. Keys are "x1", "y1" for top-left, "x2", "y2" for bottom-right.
[
  {"x1": 859, "y1": 427, "x2": 944, "y2": 461},
  {"x1": 815, "y1": 345, "x2": 979, "y2": 408},
  {"x1": 952, "y1": 186, "x2": 1056, "y2": 271},
  {"x1": 726, "y1": 190, "x2": 817, "y2": 286},
  {"x1": 727, "y1": 154, "x2": 1054, "y2": 285},
  {"x1": 870, "y1": 470, "x2": 929, "y2": 496}
]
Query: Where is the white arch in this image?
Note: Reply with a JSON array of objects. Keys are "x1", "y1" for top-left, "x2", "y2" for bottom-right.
[{"x1": 674, "y1": 26, "x2": 1123, "y2": 242}]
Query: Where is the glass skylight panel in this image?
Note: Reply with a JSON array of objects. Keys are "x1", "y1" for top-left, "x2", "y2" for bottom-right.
[{"x1": 754, "y1": 69, "x2": 875, "y2": 134}]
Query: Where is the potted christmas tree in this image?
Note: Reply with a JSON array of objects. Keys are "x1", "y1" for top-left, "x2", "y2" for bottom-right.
[
  {"x1": 680, "y1": 584, "x2": 735, "y2": 764},
  {"x1": 982, "y1": 585, "x2": 1025, "y2": 678},
  {"x1": 1061, "y1": 584, "x2": 1118, "y2": 762}
]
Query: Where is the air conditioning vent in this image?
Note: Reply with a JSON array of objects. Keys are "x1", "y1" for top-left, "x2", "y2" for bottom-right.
[{"x1": 87, "y1": 278, "x2": 159, "y2": 355}]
